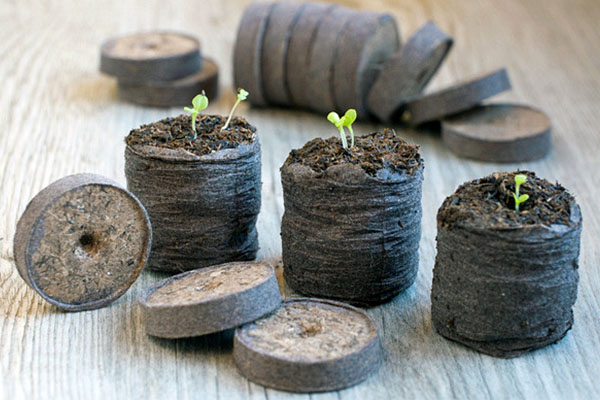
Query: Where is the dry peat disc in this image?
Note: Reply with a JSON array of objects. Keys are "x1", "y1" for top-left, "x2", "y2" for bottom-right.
[
  {"x1": 332, "y1": 11, "x2": 400, "y2": 118},
  {"x1": 233, "y1": 298, "x2": 382, "y2": 393},
  {"x1": 117, "y1": 58, "x2": 219, "y2": 107},
  {"x1": 139, "y1": 261, "x2": 282, "y2": 338},
  {"x1": 261, "y1": 1, "x2": 307, "y2": 106},
  {"x1": 442, "y1": 103, "x2": 551, "y2": 162},
  {"x1": 367, "y1": 21, "x2": 453, "y2": 122},
  {"x1": 13, "y1": 174, "x2": 152, "y2": 311},
  {"x1": 286, "y1": 2, "x2": 337, "y2": 107},
  {"x1": 233, "y1": 2, "x2": 275, "y2": 106},
  {"x1": 100, "y1": 31, "x2": 201, "y2": 83},
  {"x1": 404, "y1": 68, "x2": 511, "y2": 125}
]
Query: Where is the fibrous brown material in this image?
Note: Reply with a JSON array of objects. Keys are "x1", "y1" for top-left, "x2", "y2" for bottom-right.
[
  {"x1": 13, "y1": 173, "x2": 152, "y2": 311},
  {"x1": 281, "y1": 130, "x2": 424, "y2": 305},
  {"x1": 233, "y1": 298, "x2": 382, "y2": 393},
  {"x1": 125, "y1": 114, "x2": 261, "y2": 272},
  {"x1": 139, "y1": 261, "x2": 282, "y2": 338},
  {"x1": 431, "y1": 171, "x2": 582, "y2": 358}
]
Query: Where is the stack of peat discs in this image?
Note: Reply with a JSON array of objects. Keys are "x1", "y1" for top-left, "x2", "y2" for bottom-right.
[
  {"x1": 233, "y1": 1, "x2": 402, "y2": 118},
  {"x1": 100, "y1": 31, "x2": 219, "y2": 107},
  {"x1": 139, "y1": 261, "x2": 382, "y2": 393},
  {"x1": 233, "y1": 2, "x2": 552, "y2": 162}
]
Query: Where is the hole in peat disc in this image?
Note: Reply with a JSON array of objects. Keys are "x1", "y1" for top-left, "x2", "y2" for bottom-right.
[{"x1": 79, "y1": 232, "x2": 99, "y2": 255}]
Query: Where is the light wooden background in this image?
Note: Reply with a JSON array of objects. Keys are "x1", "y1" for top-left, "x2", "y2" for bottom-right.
[{"x1": 1, "y1": 0, "x2": 599, "y2": 399}]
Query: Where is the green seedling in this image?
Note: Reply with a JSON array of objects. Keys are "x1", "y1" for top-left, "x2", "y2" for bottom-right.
[
  {"x1": 183, "y1": 92, "x2": 209, "y2": 139},
  {"x1": 327, "y1": 109, "x2": 357, "y2": 149},
  {"x1": 221, "y1": 88, "x2": 249, "y2": 132},
  {"x1": 512, "y1": 174, "x2": 529, "y2": 213}
]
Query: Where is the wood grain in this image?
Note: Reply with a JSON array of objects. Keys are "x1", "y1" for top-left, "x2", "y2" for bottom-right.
[{"x1": 1, "y1": 0, "x2": 599, "y2": 399}]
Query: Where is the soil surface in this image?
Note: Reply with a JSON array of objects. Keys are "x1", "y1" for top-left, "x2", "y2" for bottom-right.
[
  {"x1": 284, "y1": 129, "x2": 422, "y2": 176},
  {"x1": 126, "y1": 114, "x2": 256, "y2": 157},
  {"x1": 438, "y1": 171, "x2": 575, "y2": 229}
]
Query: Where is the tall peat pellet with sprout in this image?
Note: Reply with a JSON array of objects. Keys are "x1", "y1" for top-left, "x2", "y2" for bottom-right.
[
  {"x1": 431, "y1": 171, "x2": 582, "y2": 358},
  {"x1": 280, "y1": 113, "x2": 424, "y2": 306},
  {"x1": 124, "y1": 90, "x2": 261, "y2": 272}
]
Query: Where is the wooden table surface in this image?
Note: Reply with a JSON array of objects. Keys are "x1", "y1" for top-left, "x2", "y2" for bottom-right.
[{"x1": 1, "y1": 0, "x2": 599, "y2": 398}]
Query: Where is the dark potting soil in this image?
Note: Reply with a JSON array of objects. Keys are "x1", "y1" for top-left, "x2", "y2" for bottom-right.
[
  {"x1": 438, "y1": 171, "x2": 575, "y2": 229},
  {"x1": 283, "y1": 129, "x2": 422, "y2": 177},
  {"x1": 125, "y1": 114, "x2": 256, "y2": 156}
]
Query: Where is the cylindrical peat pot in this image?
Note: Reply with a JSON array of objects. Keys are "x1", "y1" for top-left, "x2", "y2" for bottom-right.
[
  {"x1": 125, "y1": 114, "x2": 261, "y2": 272},
  {"x1": 281, "y1": 130, "x2": 424, "y2": 306},
  {"x1": 431, "y1": 171, "x2": 582, "y2": 358}
]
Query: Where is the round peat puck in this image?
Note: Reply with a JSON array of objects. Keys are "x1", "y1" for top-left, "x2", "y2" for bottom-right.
[
  {"x1": 139, "y1": 261, "x2": 281, "y2": 338},
  {"x1": 261, "y1": 1, "x2": 307, "y2": 106},
  {"x1": 233, "y1": 298, "x2": 382, "y2": 393},
  {"x1": 117, "y1": 58, "x2": 219, "y2": 107},
  {"x1": 233, "y1": 2, "x2": 275, "y2": 106},
  {"x1": 305, "y1": 6, "x2": 355, "y2": 113},
  {"x1": 441, "y1": 104, "x2": 551, "y2": 162},
  {"x1": 13, "y1": 174, "x2": 152, "y2": 311},
  {"x1": 367, "y1": 21, "x2": 453, "y2": 122},
  {"x1": 286, "y1": 2, "x2": 337, "y2": 107},
  {"x1": 100, "y1": 31, "x2": 201, "y2": 84},
  {"x1": 332, "y1": 12, "x2": 400, "y2": 118},
  {"x1": 404, "y1": 68, "x2": 512, "y2": 126}
]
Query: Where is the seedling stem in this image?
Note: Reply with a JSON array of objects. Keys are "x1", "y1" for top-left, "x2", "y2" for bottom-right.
[
  {"x1": 183, "y1": 92, "x2": 209, "y2": 139},
  {"x1": 513, "y1": 174, "x2": 529, "y2": 213},
  {"x1": 222, "y1": 88, "x2": 249, "y2": 132}
]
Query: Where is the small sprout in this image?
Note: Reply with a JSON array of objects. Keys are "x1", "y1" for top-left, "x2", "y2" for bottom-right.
[
  {"x1": 512, "y1": 174, "x2": 529, "y2": 213},
  {"x1": 327, "y1": 111, "x2": 348, "y2": 148},
  {"x1": 221, "y1": 88, "x2": 249, "y2": 132},
  {"x1": 183, "y1": 92, "x2": 209, "y2": 139},
  {"x1": 341, "y1": 109, "x2": 357, "y2": 148},
  {"x1": 327, "y1": 108, "x2": 357, "y2": 149}
]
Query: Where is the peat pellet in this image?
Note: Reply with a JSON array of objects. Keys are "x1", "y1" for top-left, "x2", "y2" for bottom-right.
[
  {"x1": 404, "y1": 68, "x2": 512, "y2": 125},
  {"x1": 125, "y1": 115, "x2": 261, "y2": 272},
  {"x1": 431, "y1": 171, "x2": 582, "y2": 358},
  {"x1": 117, "y1": 58, "x2": 219, "y2": 107},
  {"x1": 13, "y1": 174, "x2": 151, "y2": 311},
  {"x1": 233, "y1": 298, "x2": 382, "y2": 393},
  {"x1": 332, "y1": 12, "x2": 400, "y2": 118},
  {"x1": 281, "y1": 130, "x2": 424, "y2": 305},
  {"x1": 100, "y1": 31, "x2": 201, "y2": 84},
  {"x1": 441, "y1": 103, "x2": 551, "y2": 162},
  {"x1": 286, "y1": 2, "x2": 337, "y2": 107},
  {"x1": 367, "y1": 21, "x2": 453, "y2": 122},
  {"x1": 139, "y1": 261, "x2": 281, "y2": 338},
  {"x1": 233, "y1": 2, "x2": 274, "y2": 106},
  {"x1": 305, "y1": 5, "x2": 355, "y2": 112},
  {"x1": 261, "y1": 1, "x2": 307, "y2": 106}
]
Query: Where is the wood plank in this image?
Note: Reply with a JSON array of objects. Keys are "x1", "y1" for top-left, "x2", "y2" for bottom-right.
[{"x1": 1, "y1": 0, "x2": 600, "y2": 399}]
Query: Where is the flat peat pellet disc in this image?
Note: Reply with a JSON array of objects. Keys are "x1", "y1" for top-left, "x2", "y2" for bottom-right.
[
  {"x1": 404, "y1": 68, "x2": 511, "y2": 125},
  {"x1": 286, "y1": 3, "x2": 337, "y2": 107},
  {"x1": 13, "y1": 174, "x2": 151, "y2": 311},
  {"x1": 332, "y1": 12, "x2": 399, "y2": 118},
  {"x1": 441, "y1": 103, "x2": 551, "y2": 162},
  {"x1": 305, "y1": 6, "x2": 355, "y2": 113},
  {"x1": 117, "y1": 58, "x2": 219, "y2": 107},
  {"x1": 233, "y1": 298, "x2": 382, "y2": 393},
  {"x1": 100, "y1": 31, "x2": 201, "y2": 83},
  {"x1": 139, "y1": 261, "x2": 282, "y2": 338},
  {"x1": 261, "y1": 1, "x2": 307, "y2": 106},
  {"x1": 233, "y1": 2, "x2": 274, "y2": 107},
  {"x1": 367, "y1": 21, "x2": 453, "y2": 122}
]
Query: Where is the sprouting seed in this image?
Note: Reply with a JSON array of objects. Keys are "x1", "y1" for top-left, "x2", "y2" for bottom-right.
[
  {"x1": 183, "y1": 92, "x2": 209, "y2": 139},
  {"x1": 221, "y1": 88, "x2": 249, "y2": 132},
  {"x1": 512, "y1": 174, "x2": 529, "y2": 213},
  {"x1": 327, "y1": 109, "x2": 357, "y2": 149}
]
